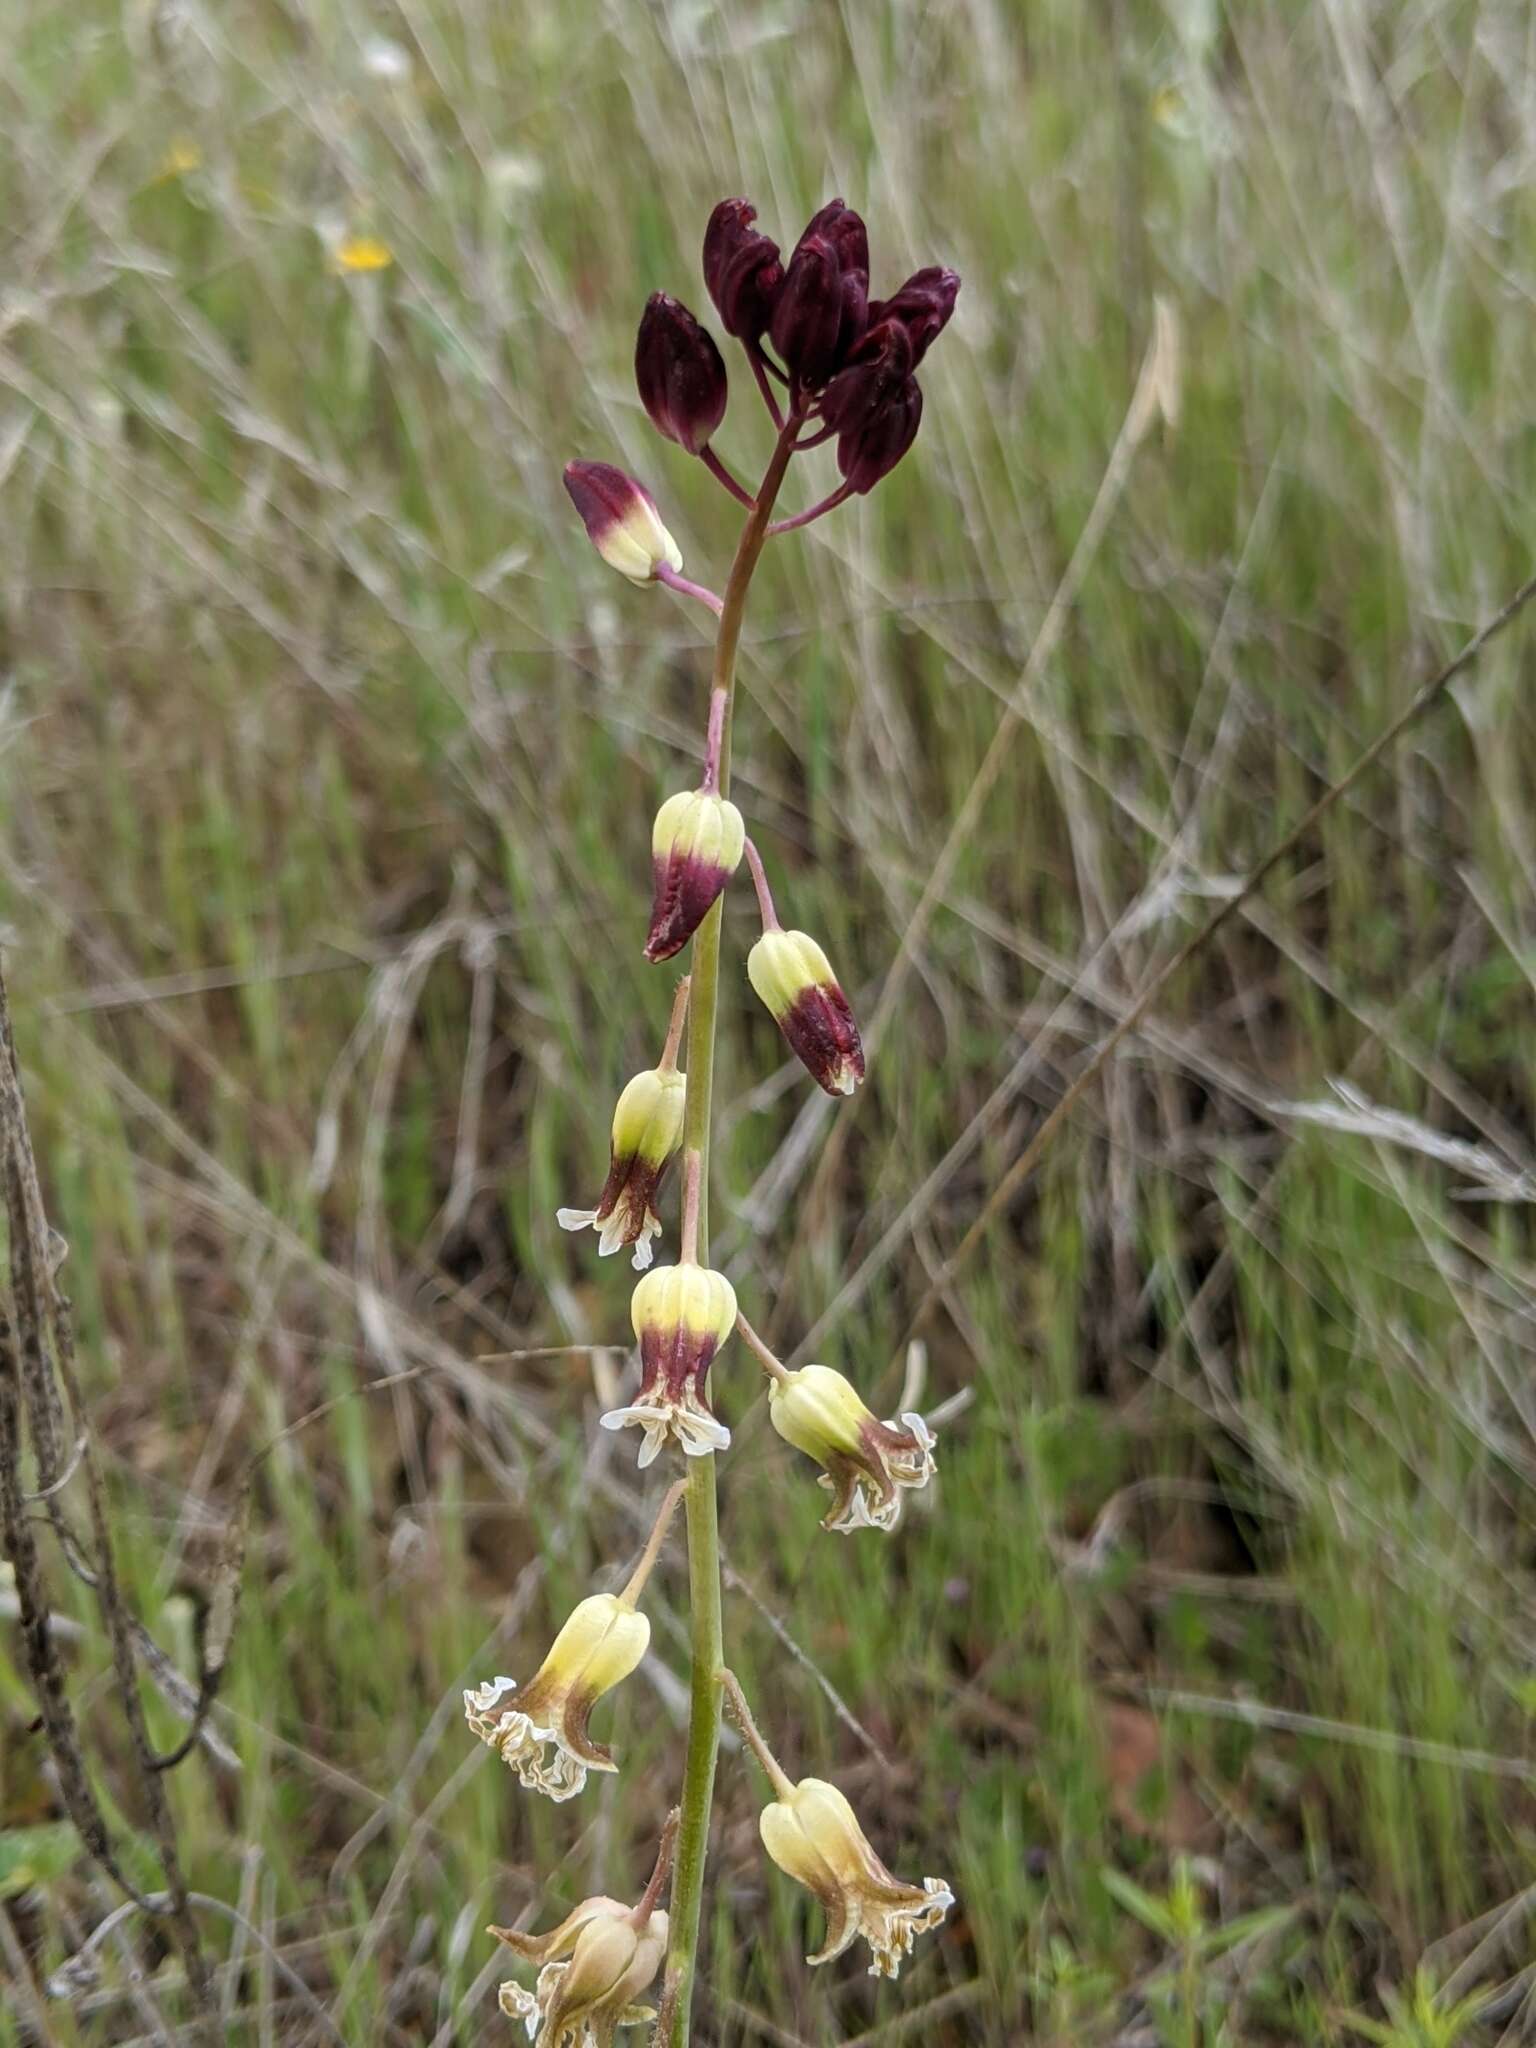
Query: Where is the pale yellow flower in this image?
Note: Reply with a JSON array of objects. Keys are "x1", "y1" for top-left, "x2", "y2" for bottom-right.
[
  {"x1": 768, "y1": 1363, "x2": 936, "y2": 1532},
  {"x1": 463, "y1": 1594, "x2": 649, "y2": 1801},
  {"x1": 759, "y1": 1777, "x2": 953, "y2": 1978}
]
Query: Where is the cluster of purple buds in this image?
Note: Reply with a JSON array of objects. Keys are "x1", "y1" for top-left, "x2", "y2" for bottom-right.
[
  {"x1": 561, "y1": 196, "x2": 959, "y2": 1101},
  {"x1": 642, "y1": 193, "x2": 958, "y2": 496}
]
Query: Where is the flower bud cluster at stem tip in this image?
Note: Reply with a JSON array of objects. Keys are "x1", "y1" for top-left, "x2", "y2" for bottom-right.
[{"x1": 511, "y1": 186, "x2": 961, "y2": 2047}]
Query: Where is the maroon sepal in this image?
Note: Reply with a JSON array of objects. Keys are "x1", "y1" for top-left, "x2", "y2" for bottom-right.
[
  {"x1": 778, "y1": 981, "x2": 866, "y2": 1096},
  {"x1": 593, "y1": 1148, "x2": 669, "y2": 1240},
  {"x1": 645, "y1": 851, "x2": 733, "y2": 964},
  {"x1": 637, "y1": 1319, "x2": 724, "y2": 1420},
  {"x1": 635, "y1": 293, "x2": 728, "y2": 455},
  {"x1": 703, "y1": 198, "x2": 784, "y2": 344}
]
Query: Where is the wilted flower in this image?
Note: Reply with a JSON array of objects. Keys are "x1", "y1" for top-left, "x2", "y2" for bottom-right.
[
  {"x1": 759, "y1": 1777, "x2": 953, "y2": 1978},
  {"x1": 768, "y1": 1364, "x2": 935, "y2": 1532},
  {"x1": 496, "y1": 1912, "x2": 667, "y2": 2046},
  {"x1": 563, "y1": 461, "x2": 682, "y2": 584},
  {"x1": 464, "y1": 1593, "x2": 649, "y2": 1801},
  {"x1": 746, "y1": 928, "x2": 865, "y2": 1097},
  {"x1": 557, "y1": 1062, "x2": 686, "y2": 1271},
  {"x1": 492, "y1": 1815, "x2": 677, "y2": 2046},
  {"x1": 600, "y1": 1263, "x2": 737, "y2": 1466},
  {"x1": 636, "y1": 293, "x2": 728, "y2": 455},
  {"x1": 702, "y1": 198, "x2": 783, "y2": 344},
  {"x1": 645, "y1": 789, "x2": 745, "y2": 962}
]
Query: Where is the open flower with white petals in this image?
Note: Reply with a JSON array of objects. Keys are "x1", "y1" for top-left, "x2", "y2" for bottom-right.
[
  {"x1": 767, "y1": 1363, "x2": 935, "y2": 1532},
  {"x1": 464, "y1": 1593, "x2": 649, "y2": 1802},
  {"x1": 557, "y1": 1064, "x2": 686, "y2": 1271},
  {"x1": 600, "y1": 1261, "x2": 737, "y2": 1466},
  {"x1": 759, "y1": 1776, "x2": 953, "y2": 1979},
  {"x1": 558, "y1": 980, "x2": 689, "y2": 1271}
]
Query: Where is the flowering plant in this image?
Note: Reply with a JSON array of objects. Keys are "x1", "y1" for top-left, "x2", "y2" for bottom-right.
[{"x1": 471, "y1": 193, "x2": 959, "y2": 2044}]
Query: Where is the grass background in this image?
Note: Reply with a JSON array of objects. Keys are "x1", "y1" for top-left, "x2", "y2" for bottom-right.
[{"x1": 3, "y1": 0, "x2": 1536, "y2": 2041}]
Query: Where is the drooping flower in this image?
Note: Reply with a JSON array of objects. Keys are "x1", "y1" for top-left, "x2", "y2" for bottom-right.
[
  {"x1": 562, "y1": 461, "x2": 682, "y2": 584},
  {"x1": 759, "y1": 1777, "x2": 953, "y2": 1979},
  {"x1": 702, "y1": 198, "x2": 783, "y2": 344},
  {"x1": 635, "y1": 293, "x2": 728, "y2": 455},
  {"x1": 463, "y1": 1593, "x2": 649, "y2": 1801},
  {"x1": 557, "y1": 1063, "x2": 686, "y2": 1271},
  {"x1": 495, "y1": 1913, "x2": 667, "y2": 2046},
  {"x1": 491, "y1": 1816, "x2": 677, "y2": 2046},
  {"x1": 645, "y1": 789, "x2": 745, "y2": 962},
  {"x1": 600, "y1": 1263, "x2": 737, "y2": 1466},
  {"x1": 746, "y1": 928, "x2": 865, "y2": 1097},
  {"x1": 767, "y1": 1364, "x2": 935, "y2": 1532}
]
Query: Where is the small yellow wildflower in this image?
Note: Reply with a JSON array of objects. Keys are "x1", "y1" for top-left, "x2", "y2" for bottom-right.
[{"x1": 334, "y1": 234, "x2": 394, "y2": 275}]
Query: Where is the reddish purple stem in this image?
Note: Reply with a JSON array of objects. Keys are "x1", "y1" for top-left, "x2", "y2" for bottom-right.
[
  {"x1": 744, "y1": 343, "x2": 785, "y2": 429},
  {"x1": 655, "y1": 562, "x2": 725, "y2": 616},
  {"x1": 742, "y1": 837, "x2": 782, "y2": 932},
  {"x1": 700, "y1": 444, "x2": 756, "y2": 509},
  {"x1": 701, "y1": 686, "x2": 728, "y2": 793},
  {"x1": 765, "y1": 481, "x2": 854, "y2": 536}
]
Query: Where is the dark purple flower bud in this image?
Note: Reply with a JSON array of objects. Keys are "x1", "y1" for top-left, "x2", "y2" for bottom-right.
[
  {"x1": 821, "y1": 320, "x2": 923, "y2": 493},
  {"x1": 795, "y1": 199, "x2": 870, "y2": 357},
  {"x1": 703, "y1": 198, "x2": 783, "y2": 344},
  {"x1": 635, "y1": 293, "x2": 728, "y2": 455},
  {"x1": 865, "y1": 265, "x2": 960, "y2": 369},
  {"x1": 836, "y1": 376, "x2": 923, "y2": 494},
  {"x1": 770, "y1": 234, "x2": 846, "y2": 389},
  {"x1": 820, "y1": 319, "x2": 915, "y2": 436}
]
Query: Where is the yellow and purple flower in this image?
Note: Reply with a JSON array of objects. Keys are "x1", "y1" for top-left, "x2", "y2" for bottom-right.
[
  {"x1": 645, "y1": 789, "x2": 745, "y2": 963},
  {"x1": 600, "y1": 1263, "x2": 737, "y2": 1466},
  {"x1": 557, "y1": 1063, "x2": 686, "y2": 1271},
  {"x1": 463, "y1": 1593, "x2": 649, "y2": 1802},
  {"x1": 767, "y1": 1364, "x2": 935, "y2": 1533},
  {"x1": 747, "y1": 928, "x2": 865, "y2": 1097},
  {"x1": 759, "y1": 1776, "x2": 953, "y2": 1979},
  {"x1": 562, "y1": 461, "x2": 682, "y2": 584}
]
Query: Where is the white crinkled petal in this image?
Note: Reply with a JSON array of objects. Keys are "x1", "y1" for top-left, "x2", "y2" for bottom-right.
[
  {"x1": 498, "y1": 1978, "x2": 541, "y2": 2038},
  {"x1": 556, "y1": 1206, "x2": 598, "y2": 1234},
  {"x1": 863, "y1": 1878, "x2": 955, "y2": 1978},
  {"x1": 599, "y1": 1398, "x2": 729, "y2": 1467},
  {"x1": 462, "y1": 1679, "x2": 589, "y2": 1802},
  {"x1": 596, "y1": 1210, "x2": 629, "y2": 1257}
]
